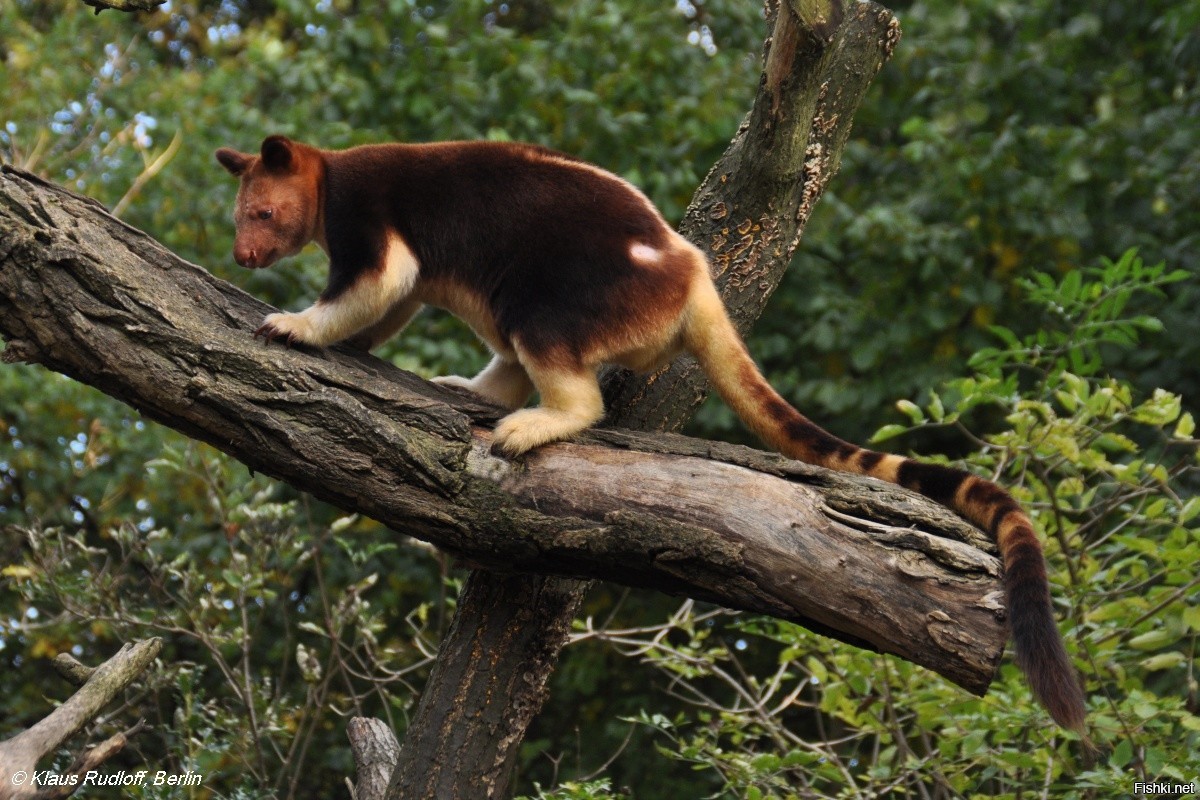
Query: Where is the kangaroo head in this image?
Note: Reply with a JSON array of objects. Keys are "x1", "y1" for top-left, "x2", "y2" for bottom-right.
[{"x1": 215, "y1": 135, "x2": 323, "y2": 269}]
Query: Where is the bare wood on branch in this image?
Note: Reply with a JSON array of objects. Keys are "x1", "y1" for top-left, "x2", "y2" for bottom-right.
[{"x1": 0, "y1": 639, "x2": 161, "y2": 800}]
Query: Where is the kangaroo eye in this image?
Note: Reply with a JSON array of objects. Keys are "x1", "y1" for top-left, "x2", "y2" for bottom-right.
[{"x1": 257, "y1": 209, "x2": 273, "y2": 220}]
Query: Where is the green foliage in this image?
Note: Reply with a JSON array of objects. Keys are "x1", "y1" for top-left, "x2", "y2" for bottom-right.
[
  {"x1": 4, "y1": 444, "x2": 444, "y2": 797},
  {"x1": 693, "y1": 0, "x2": 1200, "y2": 446},
  {"x1": 621, "y1": 256, "x2": 1200, "y2": 797},
  {"x1": 517, "y1": 779, "x2": 629, "y2": 800}
]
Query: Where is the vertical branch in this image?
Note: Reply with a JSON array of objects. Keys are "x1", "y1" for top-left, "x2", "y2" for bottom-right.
[
  {"x1": 380, "y1": 3, "x2": 902, "y2": 798},
  {"x1": 347, "y1": 718, "x2": 401, "y2": 800},
  {"x1": 603, "y1": 0, "x2": 901, "y2": 431},
  {"x1": 385, "y1": 574, "x2": 588, "y2": 800}
]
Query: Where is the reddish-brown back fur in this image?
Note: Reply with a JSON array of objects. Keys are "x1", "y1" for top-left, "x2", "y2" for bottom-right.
[{"x1": 319, "y1": 141, "x2": 688, "y2": 364}]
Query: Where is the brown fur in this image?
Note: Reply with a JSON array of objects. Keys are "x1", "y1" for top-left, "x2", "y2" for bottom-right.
[{"x1": 217, "y1": 135, "x2": 1087, "y2": 732}]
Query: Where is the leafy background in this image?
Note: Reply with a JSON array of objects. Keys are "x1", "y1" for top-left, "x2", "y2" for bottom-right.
[{"x1": 1, "y1": 0, "x2": 1197, "y2": 797}]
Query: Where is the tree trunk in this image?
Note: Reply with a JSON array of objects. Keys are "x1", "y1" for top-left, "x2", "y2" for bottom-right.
[
  {"x1": 385, "y1": 573, "x2": 588, "y2": 799},
  {"x1": 391, "y1": 3, "x2": 906, "y2": 796}
]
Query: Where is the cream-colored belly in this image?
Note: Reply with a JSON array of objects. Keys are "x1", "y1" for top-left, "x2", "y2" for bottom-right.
[{"x1": 414, "y1": 279, "x2": 514, "y2": 359}]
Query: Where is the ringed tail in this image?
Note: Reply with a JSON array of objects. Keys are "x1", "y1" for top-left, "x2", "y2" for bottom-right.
[{"x1": 683, "y1": 279, "x2": 1087, "y2": 731}]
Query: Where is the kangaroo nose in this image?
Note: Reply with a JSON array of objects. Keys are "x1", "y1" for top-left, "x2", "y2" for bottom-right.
[{"x1": 234, "y1": 247, "x2": 258, "y2": 268}]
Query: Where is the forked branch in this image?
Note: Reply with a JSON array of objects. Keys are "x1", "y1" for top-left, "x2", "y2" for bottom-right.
[{"x1": 0, "y1": 639, "x2": 161, "y2": 800}]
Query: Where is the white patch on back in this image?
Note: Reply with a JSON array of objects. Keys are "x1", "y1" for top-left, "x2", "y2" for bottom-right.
[{"x1": 629, "y1": 242, "x2": 662, "y2": 265}]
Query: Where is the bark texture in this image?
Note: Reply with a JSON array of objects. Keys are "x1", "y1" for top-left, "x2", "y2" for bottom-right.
[
  {"x1": 347, "y1": 718, "x2": 401, "y2": 800},
  {"x1": 385, "y1": 574, "x2": 589, "y2": 799}
]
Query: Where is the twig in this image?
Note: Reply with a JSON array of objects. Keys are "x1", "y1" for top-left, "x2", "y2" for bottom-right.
[
  {"x1": 112, "y1": 129, "x2": 182, "y2": 218},
  {"x1": 33, "y1": 720, "x2": 148, "y2": 800},
  {"x1": 79, "y1": 0, "x2": 165, "y2": 15}
]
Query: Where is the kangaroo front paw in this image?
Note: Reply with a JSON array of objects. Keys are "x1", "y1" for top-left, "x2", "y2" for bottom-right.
[
  {"x1": 490, "y1": 411, "x2": 542, "y2": 457},
  {"x1": 431, "y1": 375, "x2": 475, "y2": 391},
  {"x1": 255, "y1": 312, "x2": 314, "y2": 347}
]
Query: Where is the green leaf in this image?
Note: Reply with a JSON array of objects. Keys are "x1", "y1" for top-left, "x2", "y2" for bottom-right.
[
  {"x1": 751, "y1": 753, "x2": 781, "y2": 772},
  {"x1": 1111, "y1": 738, "x2": 1134, "y2": 767},
  {"x1": 1175, "y1": 412, "x2": 1195, "y2": 439},
  {"x1": 895, "y1": 399, "x2": 925, "y2": 424},
  {"x1": 1127, "y1": 629, "x2": 1181, "y2": 650},
  {"x1": 1140, "y1": 652, "x2": 1185, "y2": 671},
  {"x1": 928, "y1": 391, "x2": 945, "y2": 422},
  {"x1": 1182, "y1": 604, "x2": 1200, "y2": 633},
  {"x1": 987, "y1": 325, "x2": 1020, "y2": 347},
  {"x1": 870, "y1": 424, "x2": 909, "y2": 443}
]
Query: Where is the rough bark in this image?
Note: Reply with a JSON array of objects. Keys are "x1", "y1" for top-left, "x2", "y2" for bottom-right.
[
  {"x1": 0, "y1": 640, "x2": 160, "y2": 800},
  {"x1": 385, "y1": 574, "x2": 589, "y2": 799},
  {"x1": 347, "y1": 718, "x2": 400, "y2": 800}
]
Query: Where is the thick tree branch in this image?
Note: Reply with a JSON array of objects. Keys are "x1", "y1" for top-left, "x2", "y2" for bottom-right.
[
  {"x1": 0, "y1": 156, "x2": 1005, "y2": 699},
  {"x1": 0, "y1": 640, "x2": 161, "y2": 800}
]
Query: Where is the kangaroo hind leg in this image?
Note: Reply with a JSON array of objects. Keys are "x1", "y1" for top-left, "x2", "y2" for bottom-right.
[
  {"x1": 433, "y1": 354, "x2": 535, "y2": 411},
  {"x1": 490, "y1": 355, "x2": 603, "y2": 457}
]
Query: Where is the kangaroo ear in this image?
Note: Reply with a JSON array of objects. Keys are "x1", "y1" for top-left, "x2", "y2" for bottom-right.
[
  {"x1": 215, "y1": 147, "x2": 252, "y2": 176},
  {"x1": 260, "y1": 135, "x2": 295, "y2": 173}
]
